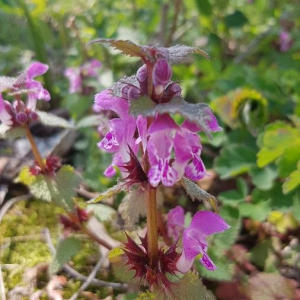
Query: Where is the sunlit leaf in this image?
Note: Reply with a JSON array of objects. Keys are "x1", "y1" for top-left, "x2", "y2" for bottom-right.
[
  {"x1": 87, "y1": 182, "x2": 125, "y2": 203},
  {"x1": 36, "y1": 111, "x2": 72, "y2": 128},
  {"x1": 0, "y1": 124, "x2": 25, "y2": 139},
  {"x1": 167, "y1": 45, "x2": 210, "y2": 63},
  {"x1": 283, "y1": 161, "x2": 300, "y2": 194},
  {"x1": 87, "y1": 203, "x2": 116, "y2": 223},
  {"x1": 49, "y1": 237, "x2": 81, "y2": 274}
]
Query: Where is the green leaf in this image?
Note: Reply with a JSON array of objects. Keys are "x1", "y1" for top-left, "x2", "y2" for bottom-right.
[
  {"x1": 135, "y1": 291, "x2": 155, "y2": 300},
  {"x1": 88, "y1": 38, "x2": 146, "y2": 58},
  {"x1": 87, "y1": 182, "x2": 125, "y2": 204},
  {"x1": 249, "y1": 166, "x2": 277, "y2": 190},
  {"x1": 257, "y1": 122, "x2": 300, "y2": 168},
  {"x1": 277, "y1": 146, "x2": 300, "y2": 178},
  {"x1": 238, "y1": 200, "x2": 271, "y2": 222},
  {"x1": 198, "y1": 254, "x2": 235, "y2": 282},
  {"x1": 108, "y1": 247, "x2": 124, "y2": 260},
  {"x1": 194, "y1": 0, "x2": 212, "y2": 16},
  {"x1": 250, "y1": 240, "x2": 272, "y2": 268},
  {"x1": 76, "y1": 114, "x2": 108, "y2": 128},
  {"x1": 87, "y1": 204, "x2": 116, "y2": 223},
  {"x1": 214, "y1": 144, "x2": 256, "y2": 179},
  {"x1": 293, "y1": 192, "x2": 300, "y2": 220},
  {"x1": 50, "y1": 237, "x2": 81, "y2": 274},
  {"x1": 0, "y1": 124, "x2": 25, "y2": 139},
  {"x1": 282, "y1": 161, "x2": 300, "y2": 194},
  {"x1": 130, "y1": 96, "x2": 214, "y2": 137},
  {"x1": 168, "y1": 45, "x2": 210, "y2": 63},
  {"x1": 118, "y1": 189, "x2": 147, "y2": 230},
  {"x1": 18, "y1": 165, "x2": 80, "y2": 210},
  {"x1": 182, "y1": 177, "x2": 218, "y2": 212},
  {"x1": 156, "y1": 272, "x2": 216, "y2": 300},
  {"x1": 225, "y1": 11, "x2": 248, "y2": 28},
  {"x1": 36, "y1": 111, "x2": 72, "y2": 128}
]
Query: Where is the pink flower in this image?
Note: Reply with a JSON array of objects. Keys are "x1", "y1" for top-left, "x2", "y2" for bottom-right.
[
  {"x1": 167, "y1": 206, "x2": 185, "y2": 240},
  {"x1": 0, "y1": 62, "x2": 50, "y2": 127},
  {"x1": 176, "y1": 211, "x2": 230, "y2": 273},
  {"x1": 64, "y1": 59, "x2": 101, "y2": 94},
  {"x1": 279, "y1": 30, "x2": 293, "y2": 52}
]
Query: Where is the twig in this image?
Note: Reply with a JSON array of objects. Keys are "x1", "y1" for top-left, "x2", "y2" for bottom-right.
[
  {"x1": 158, "y1": 4, "x2": 170, "y2": 46},
  {"x1": 0, "y1": 265, "x2": 6, "y2": 300},
  {"x1": 43, "y1": 228, "x2": 127, "y2": 290},
  {"x1": 165, "y1": 0, "x2": 182, "y2": 47},
  {"x1": 0, "y1": 194, "x2": 31, "y2": 223},
  {"x1": 69, "y1": 254, "x2": 107, "y2": 300}
]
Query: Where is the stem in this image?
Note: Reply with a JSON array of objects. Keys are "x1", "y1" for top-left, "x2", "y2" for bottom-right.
[
  {"x1": 25, "y1": 126, "x2": 46, "y2": 173},
  {"x1": 146, "y1": 186, "x2": 158, "y2": 266},
  {"x1": 80, "y1": 225, "x2": 113, "y2": 250}
]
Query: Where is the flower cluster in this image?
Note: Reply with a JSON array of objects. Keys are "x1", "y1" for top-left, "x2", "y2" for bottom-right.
[
  {"x1": 167, "y1": 206, "x2": 230, "y2": 272},
  {"x1": 64, "y1": 59, "x2": 102, "y2": 94},
  {"x1": 94, "y1": 50, "x2": 221, "y2": 186},
  {"x1": 0, "y1": 62, "x2": 50, "y2": 127}
]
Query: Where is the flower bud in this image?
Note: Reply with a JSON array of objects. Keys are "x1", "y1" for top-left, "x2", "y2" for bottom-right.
[
  {"x1": 152, "y1": 59, "x2": 172, "y2": 86},
  {"x1": 16, "y1": 112, "x2": 28, "y2": 124},
  {"x1": 136, "y1": 65, "x2": 148, "y2": 83},
  {"x1": 28, "y1": 111, "x2": 38, "y2": 120},
  {"x1": 127, "y1": 87, "x2": 140, "y2": 101}
]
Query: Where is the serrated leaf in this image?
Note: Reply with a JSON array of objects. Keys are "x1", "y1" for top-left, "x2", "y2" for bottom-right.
[
  {"x1": 257, "y1": 122, "x2": 300, "y2": 168},
  {"x1": 182, "y1": 177, "x2": 218, "y2": 212},
  {"x1": 88, "y1": 38, "x2": 147, "y2": 59},
  {"x1": 18, "y1": 165, "x2": 80, "y2": 210},
  {"x1": 87, "y1": 182, "x2": 125, "y2": 204},
  {"x1": 0, "y1": 124, "x2": 25, "y2": 139},
  {"x1": 250, "y1": 240, "x2": 272, "y2": 268},
  {"x1": 157, "y1": 272, "x2": 215, "y2": 300},
  {"x1": 283, "y1": 161, "x2": 300, "y2": 194},
  {"x1": 118, "y1": 189, "x2": 147, "y2": 230},
  {"x1": 130, "y1": 96, "x2": 214, "y2": 137},
  {"x1": 167, "y1": 45, "x2": 209, "y2": 63},
  {"x1": 76, "y1": 114, "x2": 108, "y2": 128},
  {"x1": 36, "y1": 111, "x2": 72, "y2": 128},
  {"x1": 0, "y1": 76, "x2": 17, "y2": 92},
  {"x1": 87, "y1": 203, "x2": 116, "y2": 222},
  {"x1": 214, "y1": 144, "x2": 256, "y2": 179},
  {"x1": 247, "y1": 273, "x2": 296, "y2": 300},
  {"x1": 50, "y1": 237, "x2": 81, "y2": 274},
  {"x1": 277, "y1": 146, "x2": 300, "y2": 178},
  {"x1": 249, "y1": 166, "x2": 277, "y2": 190}
]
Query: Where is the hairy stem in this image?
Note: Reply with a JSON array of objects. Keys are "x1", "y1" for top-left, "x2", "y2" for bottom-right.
[
  {"x1": 146, "y1": 186, "x2": 158, "y2": 266},
  {"x1": 25, "y1": 126, "x2": 46, "y2": 173}
]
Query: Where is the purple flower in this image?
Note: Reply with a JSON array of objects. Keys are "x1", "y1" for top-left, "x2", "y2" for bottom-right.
[
  {"x1": 279, "y1": 30, "x2": 293, "y2": 52},
  {"x1": 25, "y1": 62, "x2": 51, "y2": 110},
  {"x1": 0, "y1": 62, "x2": 50, "y2": 127},
  {"x1": 176, "y1": 211, "x2": 230, "y2": 273},
  {"x1": 64, "y1": 59, "x2": 101, "y2": 94},
  {"x1": 64, "y1": 68, "x2": 82, "y2": 94},
  {"x1": 167, "y1": 206, "x2": 185, "y2": 240}
]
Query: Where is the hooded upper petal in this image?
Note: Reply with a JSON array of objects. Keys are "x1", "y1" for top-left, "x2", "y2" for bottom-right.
[
  {"x1": 167, "y1": 206, "x2": 185, "y2": 240},
  {"x1": 94, "y1": 90, "x2": 129, "y2": 119},
  {"x1": 26, "y1": 62, "x2": 49, "y2": 80}
]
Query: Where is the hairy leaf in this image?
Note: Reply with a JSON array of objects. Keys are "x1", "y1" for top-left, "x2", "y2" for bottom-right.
[
  {"x1": 167, "y1": 45, "x2": 210, "y2": 63},
  {"x1": 87, "y1": 182, "x2": 125, "y2": 203},
  {"x1": 111, "y1": 75, "x2": 139, "y2": 98},
  {"x1": 130, "y1": 96, "x2": 213, "y2": 136},
  {"x1": 182, "y1": 177, "x2": 218, "y2": 212},
  {"x1": 50, "y1": 237, "x2": 81, "y2": 274},
  {"x1": 36, "y1": 111, "x2": 72, "y2": 128},
  {"x1": 118, "y1": 189, "x2": 147, "y2": 230},
  {"x1": 0, "y1": 76, "x2": 17, "y2": 92},
  {"x1": 0, "y1": 124, "x2": 25, "y2": 139},
  {"x1": 18, "y1": 165, "x2": 80, "y2": 210},
  {"x1": 156, "y1": 272, "x2": 215, "y2": 300},
  {"x1": 88, "y1": 38, "x2": 147, "y2": 59},
  {"x1": 76, "y1": 114, "x2": 108, "y2": 128},
  {"x1": 87, "y1": 203, "x2": 116, "y2": 222}
]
